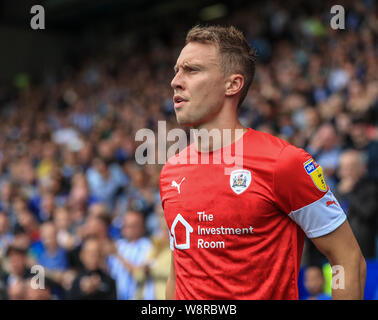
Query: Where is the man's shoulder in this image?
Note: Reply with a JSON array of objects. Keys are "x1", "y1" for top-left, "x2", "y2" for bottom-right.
[
  {"x1": 159, "y1": 143, "x2": 194, "y2": 177},
  {"x1": 159, "y1": 129, "x2": 310, "y2": 175},
  {"x1": 137, "y1": 236, "x2": 152, "y2": 247},
  {"x1": 245, "y1": 129, "x2": 314, "y2": 173},
  {"x1": 244, "y1": 129, "x2": 293, "y2": 157},
  {"x1": 117, "y1": 237, "x2": 152, "y2": 248}
]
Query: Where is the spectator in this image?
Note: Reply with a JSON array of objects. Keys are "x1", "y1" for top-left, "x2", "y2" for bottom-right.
[
  {"x1": 37, "y1": 191, "x2": 56, "y2": 222},
  {"x1": 24, "y1": 276, "x2": 54, "y2": 300},
  {"x1": 68, "y1": 208, "x2": 112, "y2": 273},
  {"x1": 15, "y1": 209, "x2": 40, "y2": 245},
  {"x1": 7, "y1": 279, "x2": 26, "y2": 300},
  {"x1": 106, "y1": 210, "x2": 152, "y2": 300},
  {"x1": 86, "y1": 157, "x2": 128, "y2": 211},
  {"x1": 36, "y1": 222, "x2": 69, "y2": 298},
  {"x1": 348, "y1": 117, "x2": 378, "y2": 180},
  {"x1": 1, "y1": 246, "x2": 32, "y2": 297},
  {"x1": 87, "y1": 203, "x2": 121, "y2": 240},
  {"x1": 0, "y1": 181, "x2": 14, "y2": 216},
  {"x1": 304, "y1": 265, "x2": 331, "y2": 300},
  {"x1": 53, "y1": 206, "x2": 78, "y2": 251},
  {"x1": 0, "y1": 211, "x2": 13, "y2": 254},
  {"x1": 80, "y1": 213, "x2": 110, "y2": 242},
  {"x1": 307, "y1": 123, "x2": 342, "y2": 190},
  {"x1": 68, "y1": 237, "x2": 116, "y2": 300},
  {"x1": 335, "y1": 150, "x2": 378, "y2": 259},
  {"x1": 133, "y1": 207, "x2": 170, "y2": 300},
  {"x1": 67, "y1": 173, "x2": 92, "y2": 228},
  {"x1": 37, "y1": 222, "x2": 68, "y2": 272},
  {"x1": 88, "y1": 202, "x2": 109, "y2": 218}
]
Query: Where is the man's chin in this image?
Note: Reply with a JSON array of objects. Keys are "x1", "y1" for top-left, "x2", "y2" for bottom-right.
[
  {"x1": 175, "y1": 114, "x2": 193, "y2": 126},
  {"x1": 177, "y1": 119, "x2": 192, "y2": 127},
  {"x1": 177, "y1": 114, "x2": 208, "y2": 128}
]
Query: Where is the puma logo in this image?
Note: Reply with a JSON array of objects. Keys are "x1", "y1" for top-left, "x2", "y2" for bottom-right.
[
  {"x1": 171, "y1": 177, "x2": 186, "y2": 194},
  {"x1": 326, "y1": 200, "x2": 337, "y2": 207}
]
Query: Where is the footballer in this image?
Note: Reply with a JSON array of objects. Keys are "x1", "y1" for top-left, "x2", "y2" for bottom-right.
[{"x1": 159, "y1": 25, "x2": 366, "y2": 300}]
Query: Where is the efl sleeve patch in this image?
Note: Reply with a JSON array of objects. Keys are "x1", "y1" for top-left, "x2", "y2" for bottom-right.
[
  {"x1": 274, "y1": 145, "x2": 331, "y2": 215},
  {"x1": 303, "y1": 158, "x2": 327, "y2": 192}
]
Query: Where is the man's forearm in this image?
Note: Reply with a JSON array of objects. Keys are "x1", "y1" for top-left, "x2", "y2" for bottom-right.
[
  {"x1": 116, "y1": 252, "x2": 136, "y2": 273},
  {"x1": 166, "y1": 273, "x2": 175, "y2": 299},
  {"x1": 311, "y1": 221, "x2": 367, "y2": 300},
  {"x1": 331, "y1": 255, "x2": 366, "y2": 300},
  {"x1": 166, "y1": 253, "x2": 175, "y2": 299},
  {"x1": 359, "y1": 257, "x2": 367, "y2": 299}
]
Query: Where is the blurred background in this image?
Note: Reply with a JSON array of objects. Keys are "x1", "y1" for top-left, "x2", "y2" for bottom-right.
[{"x1": 0, "y1": 0, "x2": 377, "y2": 300}]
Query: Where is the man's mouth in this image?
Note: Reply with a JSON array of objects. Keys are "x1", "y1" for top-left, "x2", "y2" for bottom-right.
[{"x1": 173, "y1": 95, "x2": 188, "y2": 109}]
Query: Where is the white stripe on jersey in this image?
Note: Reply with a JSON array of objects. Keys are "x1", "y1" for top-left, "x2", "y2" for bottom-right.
[{"x1": 288, "y1": 189, "x2": 347, "y2": 238}]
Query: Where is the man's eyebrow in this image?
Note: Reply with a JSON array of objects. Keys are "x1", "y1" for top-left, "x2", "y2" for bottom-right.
[
  {"x1": 186, "y1": 63, "x2": 202, "y2": 68},
  {"x1": 174, "y1": 62, "x2": 202, "y2": 72}
]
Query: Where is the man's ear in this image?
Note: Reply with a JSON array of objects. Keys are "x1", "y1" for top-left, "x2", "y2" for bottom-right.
[{"x1": 225, "y1": 74, "x2": 244, "y2": 97}]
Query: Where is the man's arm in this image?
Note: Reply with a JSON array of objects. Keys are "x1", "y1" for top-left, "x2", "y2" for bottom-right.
[
  {"x1": 311, "y1": 220, "x2": 367, "y2": 300},
  {"x1": 166, "y1": 252, "x2": 175, "y2": 300},
  {"x1": 104, "y1": 240, "x2": 138, "y2": 273}
]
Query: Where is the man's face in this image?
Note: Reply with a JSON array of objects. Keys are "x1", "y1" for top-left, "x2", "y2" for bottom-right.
[
  {"x1": 40, "y1": 224, "x2": 58, "y2": 250},
  {"x1": 85, "y1": 217, "x2": 107, "y2": 239},
  {"x1": 171, "y1": 42, "x2": 226, "y2": 127},
  {"x1": 338, "y1": 152, "x2": 365, "y2": 181},
  {"x1": 8, "y1": 252, "x2": 27, "y2": 276},
  {"x1": 0, "y1": 214, "x2": 8, "y2": 234},
  {"x1": 304, "y1": 267, "x2": 325, "y2": 296},
  {"x1": 80, "y1": 239, "x2": 102, "y2": 271},
  {"x1": 41, "y1": 194, "x2": 55, "y2": 213},
  {"x1": 122, "y1": 212, "x2": 144, "y2": 241},
  {"x1": 54, "y1": 209, "x2": 70, "y2": 230}
]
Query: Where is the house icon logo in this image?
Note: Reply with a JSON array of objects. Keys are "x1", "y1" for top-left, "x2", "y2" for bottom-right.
[{"x1": 170, "y1": 214, "x2": 193, "y2": 250}]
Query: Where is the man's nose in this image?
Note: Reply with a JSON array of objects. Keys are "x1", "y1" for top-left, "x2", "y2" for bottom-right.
[{"x1": 171, "y1": 72, "x2": 184, "y2": 90}]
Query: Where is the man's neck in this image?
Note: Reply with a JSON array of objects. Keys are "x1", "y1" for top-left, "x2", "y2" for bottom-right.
[{"x1": 192, "y1": 111, "x2": 247, "y2": 153}]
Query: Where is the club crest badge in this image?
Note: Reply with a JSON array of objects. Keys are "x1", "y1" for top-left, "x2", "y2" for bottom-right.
[
  {"x1": 303, "y1": 158, "x2": 328, "y2": 192},
  {"x1": 230, "y1": 169, "x2": 251, "y2": 195}
]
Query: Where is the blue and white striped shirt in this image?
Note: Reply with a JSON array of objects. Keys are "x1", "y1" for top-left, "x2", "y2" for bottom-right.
[{"x1": 107, "y1": 237, "x2": 154, "y2": 300}]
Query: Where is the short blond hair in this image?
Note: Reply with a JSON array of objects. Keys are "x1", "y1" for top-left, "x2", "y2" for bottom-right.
[{"x1": 186, "y1": 25, "x2": 257, "y2": 108}]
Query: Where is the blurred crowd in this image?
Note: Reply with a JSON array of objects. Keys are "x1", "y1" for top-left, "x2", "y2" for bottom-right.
[{"x1": 0, "y1": 0, "x2": 378, "y2": 299}]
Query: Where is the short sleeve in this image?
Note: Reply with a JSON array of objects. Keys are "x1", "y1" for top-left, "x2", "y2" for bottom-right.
[{"x1": 274, "y1": 145, "x2": 346, "y2": 238}]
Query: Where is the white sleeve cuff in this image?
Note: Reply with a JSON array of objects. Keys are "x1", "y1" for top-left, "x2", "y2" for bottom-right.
[{"x1": 288, "y1": 189, "x2": 347, "y2": 238}]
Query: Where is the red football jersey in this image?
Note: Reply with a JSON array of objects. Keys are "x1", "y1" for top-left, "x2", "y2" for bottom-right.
[{"x1": 159, "y1": 128, "x2": 346, "y2": 300}]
